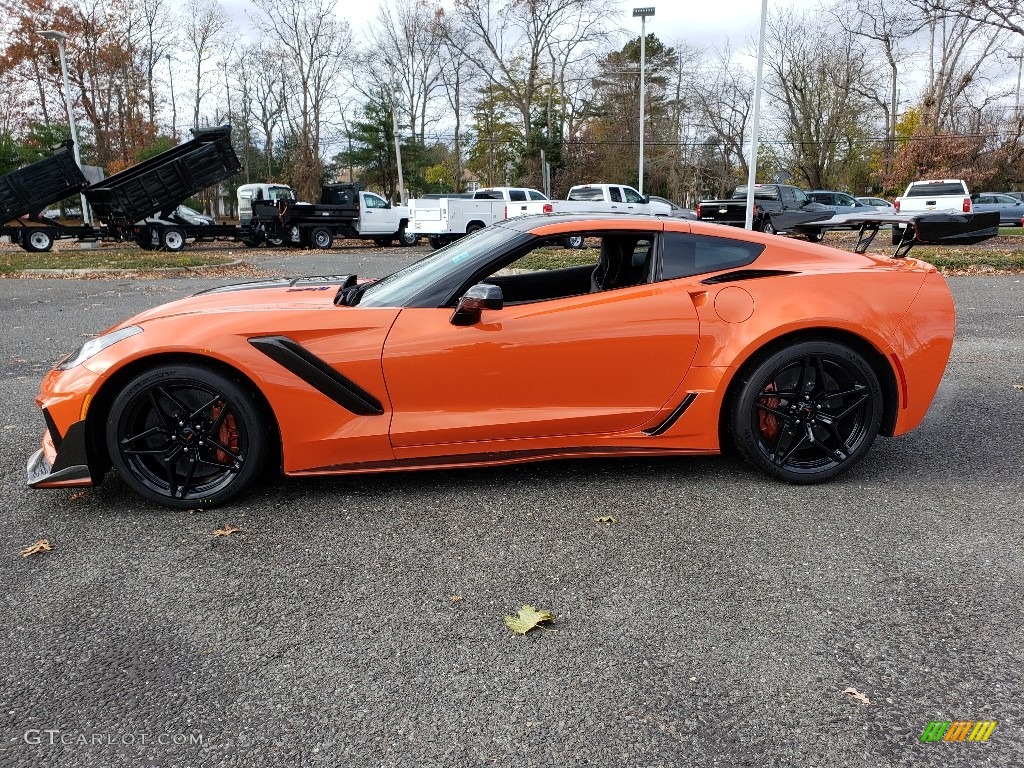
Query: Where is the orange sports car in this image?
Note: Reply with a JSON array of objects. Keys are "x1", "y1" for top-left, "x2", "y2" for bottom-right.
[{"x1": 27, "y1": 212, "x2": 993, "y2": 508}]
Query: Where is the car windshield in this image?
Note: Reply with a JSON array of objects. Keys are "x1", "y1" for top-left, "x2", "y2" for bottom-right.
[
  {"x1": 732, "y1": 186, "x2": 780, "y2": 201},
  {"x1": 357, "y1": 225, "x2": 525, "y2": 308},
  {"x1": 905, "y1": 183, "x2": 966, "y2": 197}
]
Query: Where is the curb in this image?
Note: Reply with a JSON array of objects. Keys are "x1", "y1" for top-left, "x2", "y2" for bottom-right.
[{"x1": 12, "y1": 259, "x2": 244, "y2": 278}]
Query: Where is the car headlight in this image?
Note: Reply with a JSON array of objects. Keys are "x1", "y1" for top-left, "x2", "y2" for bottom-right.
[{"x1": 55, "y1": 325, "x2": 143, "y2": 370}]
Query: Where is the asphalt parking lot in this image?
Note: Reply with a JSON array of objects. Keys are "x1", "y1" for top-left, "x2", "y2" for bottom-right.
[{"x1": 1, "y1": 249, "x2": 1021, "y2": 767}]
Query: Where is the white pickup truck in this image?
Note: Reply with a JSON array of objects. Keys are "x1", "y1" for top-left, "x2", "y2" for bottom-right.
[
  {"x1": 410, "y1": 187, "x2": 548, "y2": 248},
  {"x1": 892, "y1": 179, "x2": 972, "y2": 244},
  {"x1": 505, "y1": 183, "x2": 673, "y2": 221}
]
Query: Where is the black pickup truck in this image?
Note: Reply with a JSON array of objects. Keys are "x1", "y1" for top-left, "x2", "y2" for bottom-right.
[{"x1": 695, "y1": 184, "x2": 831, "y2": 240}]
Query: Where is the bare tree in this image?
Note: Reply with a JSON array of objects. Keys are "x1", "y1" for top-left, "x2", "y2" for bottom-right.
[
  {"x1": 763, "y1": 9, "x2": 875, "y2": 189},
  {"x1": 448, "y1": 0, "x2": 615, "y2": 148},
  {"x1": 832, "y1": 0, "x2": 923, "y2": 175},
  {"x1": 249, "y1": 0, "x2": 351, "y2": 200},
  {"x1": 133, "y1": 0, "x2": 174, "y2": 127},
  {"x1": 182, "y1": 0, "x2": 229, "y2": 129}
]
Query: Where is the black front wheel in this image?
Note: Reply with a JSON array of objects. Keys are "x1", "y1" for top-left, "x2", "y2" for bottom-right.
[
  {"x1": 307, "y1": 227, "x2": 333, "y2": 249},
  {"x1": 729, "y1": 341, "x2": 882, "y2": 483},
  {"x1": 106, "y1": 364, "x2": 268, "y2": 508},
  {"x1": 397, "y1": 224, "x2": 418, "y2": 247},
  {"x1": 761, "y1": 221, "x2": 777, "y2": 235}
]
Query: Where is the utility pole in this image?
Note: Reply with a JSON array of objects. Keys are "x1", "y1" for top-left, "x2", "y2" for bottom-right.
[
  {"x1": 1010, "y1": 51, "x2": 1024, "y2": 118},
  {"x1": 166, "y1": 54, "x2": 177, "y2": 140},
  {"x1": 743, "y1": 0, "x2": 768, "y2": 231}
]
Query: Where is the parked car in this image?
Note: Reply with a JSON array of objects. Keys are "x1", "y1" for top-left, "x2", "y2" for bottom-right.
[
  {"x1": 1003, "y1": 192, "x2": 1024, "y2": 203},
  {"x1": 28, "y1": 211, "x2": 994, "y2": 508},
  {"x1": 969, "y1": 193, "x2": 1024, "y2": 225},
  {"x1": 647, "y1": 195, "x2": 696, "y2": 219},
  {"x1": 855, "y1": 196, "x2": 896, "y2": 212},
  {"x1": 806, "y1": 190, "x2": 877, "y2": 215},
  {"x1": 171, "y1": 204, "x2": 215, "y2": 226}
]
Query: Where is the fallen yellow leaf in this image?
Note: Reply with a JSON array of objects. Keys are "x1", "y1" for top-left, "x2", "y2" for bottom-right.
[
  {"x1": 593, "y1": 515, "x2": 618, "y2": 525},
  {"x1": 20, "y1": 539, "x2": 52, "y2": 558},
  {"x1": 450, "y1": 595, "x2": 463, "y2": 603},
  {"x1": 504, "y1": 605, "x2": 555, "y2": 635}
]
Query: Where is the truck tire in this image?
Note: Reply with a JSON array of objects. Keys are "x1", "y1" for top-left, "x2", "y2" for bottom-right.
[
  {"x1": 24, "y1": 228, "x2": 56, "y2": 252},
  {"x1": 373, "y1": 238, "x2": 393, "y2": 247},
  {"x1": 307, "y1": 227, "x2": 333, "y2": 250},
  {"x1": 805, "y1": 230, "x2": 824, "y2": 242},
  {"x1": 397, "y1": 223, "x2": 418, "y2": 247},
  {"x1": 266, "y1": 235, "x2": 285, "y2": 247},
  {"x1": 161, "y1": 227, "x2": 186, "y2": 252},
  {"x1": 465, "y1": 222, "x2": 484, "y2": 235},
  {"x1": 428, "y1": 236, "x2": 446, "y2": 250},
  {"x1": 562, "y1": 235, "x2": 585, "y2": 249}
]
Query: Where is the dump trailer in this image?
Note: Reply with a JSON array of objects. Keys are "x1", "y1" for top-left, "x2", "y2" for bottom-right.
[
  {"x1": 0, "y1": 142, "x2": 89, "y2": 252},
  {"x1": 85, "y1": 125, "x2": 244, "y2": 251}
]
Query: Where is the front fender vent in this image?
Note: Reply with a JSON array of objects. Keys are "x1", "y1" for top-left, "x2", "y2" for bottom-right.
[{"x1": 248, "y1": 336, "x2": 384, "y2": 416}]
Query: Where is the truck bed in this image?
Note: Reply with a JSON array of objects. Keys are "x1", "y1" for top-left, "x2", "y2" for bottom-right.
[
  {"x1": 84, "y1": 126, "x2": 241, "y2": 225},
  {"x1": 0, "y1": 142, "x2": 88, "y2": 223}
]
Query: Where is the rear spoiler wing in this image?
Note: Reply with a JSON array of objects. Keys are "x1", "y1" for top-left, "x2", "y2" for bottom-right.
[{"x1": 790, "y1": 211, "x2": 1000, "y2": 258}]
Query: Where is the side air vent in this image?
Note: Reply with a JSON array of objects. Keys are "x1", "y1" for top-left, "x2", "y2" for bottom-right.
[
  {"x1": 248, "y1": 336, "x2": 384, "y2": 415},
  {"x1": 701, "y1": 269, "x2": 796, "y2": 285}
]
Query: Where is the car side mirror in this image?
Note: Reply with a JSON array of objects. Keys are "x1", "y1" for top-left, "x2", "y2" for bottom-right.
[{"x1": 451, "y1": 283, "x2": 503, "y2": 326}]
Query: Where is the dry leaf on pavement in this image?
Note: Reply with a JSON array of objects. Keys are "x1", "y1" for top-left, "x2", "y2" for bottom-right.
[
  {"x1": 212, "y1": 524, "x2": 244, "y2": 538},
  {"x1": 593, "y1": 515, "x2": 618, "y2": 525},
  {"x1": 20, "y1": 539, "x2": 52, "y2": 558},
  {"x1": 504, "y1": 605, "x2": 555, "y2": 635},
  {"x1": 843, "y1": 687, "x2": 873, "y2": 706}
]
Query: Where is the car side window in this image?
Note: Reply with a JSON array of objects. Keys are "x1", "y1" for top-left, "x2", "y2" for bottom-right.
[
  {"x1": 660, "y1": 232, "x2": 765, "y2": 280},
  {"x1": 508, "y1": 190, "x2": 527, "y2": 201},
  {"x1": 474, "y1": 232, "x2": 656, "y2": 305},
  {"x1": 793, "y1": 189, "x2": 809, "y2": 205},
  {"x1": 365, "y1": 194, "x2": 388, "y2": 209},
  {"x1": 836, "y1": 194, "x2": 856, "y2": 206},
  {"x1": 623, "y1": 187, "x2": 645, "y2": 203},
  {"x1": 609, "y1": 187, "x2": 623, "y2": 202},
  {"x1": 528, "y1": 190, "x2": 547, "y2": 201}
]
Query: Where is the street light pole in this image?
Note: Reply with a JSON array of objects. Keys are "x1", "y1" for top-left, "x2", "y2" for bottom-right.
[
  {"x1": 40, "y1": 29, "x2": 91, "y2": 226},
  {"x1": 166, "y1": 54, "x2": 177, "y2": 140},
  {"x1": 632, "y1": 7, "x2": 654, "y2": 195},
  {"x1": 743, "y1": 0, "x2": 768, "y2": 231}
]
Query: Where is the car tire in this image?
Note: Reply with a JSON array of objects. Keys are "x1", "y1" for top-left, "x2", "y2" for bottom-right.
[
  {"x1": 563, "y1": 235, "x2": 585, "y2": 249},
  {"x1": 266, "y1": 235, "x2": 285, "y2": 247},
  {"x1": 308, "y1": 227, "x2": 333, "y2": 250},
  {"x1": 805, "y1": 230, "x2": 824, "y2": 242},
  {"x1": 729, "y1": 340, "x2": 882, "y2": 484},
  {"x1": 160, "y1": 227, "x2": 186, "y2": 252},
  {"x1": 397, "y1": 224, "x2": 418, "y2": 247},
  {"x1": 465, "y1": 223, "x2": 484, "y2": 235},
  {"x1": 24, "y1": 228, "x2": 56, "y2": 252},
  {"x1": 428, "y1": 236, "x2": 446, "y2": 250},
  {"x1": 106, "y1": 363, "x2": 268, "y2": 509},
  {"x1": 761, "y1": 221, "x2": 777, "y2": 235},
  {"x1": 891, "y1": 225, "x2": 904, "y2": 246}
]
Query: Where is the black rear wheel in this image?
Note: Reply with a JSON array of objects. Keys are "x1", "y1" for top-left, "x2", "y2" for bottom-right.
[
  {"x1": 161, "y1": 227, "x2": 186, "y2": 252},
  {"x1": 307, "y1": 227, "x2": 333, "y2": 249},
  {"x1": 729, "y1": 341, "x2": 882, "y2": 483},
  {"x1": 106, "y1": 364, "x2": 268, "y2": 508}
]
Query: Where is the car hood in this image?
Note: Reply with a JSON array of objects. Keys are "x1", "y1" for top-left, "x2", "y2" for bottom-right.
[{"x1": 120, "y1": 275, "x2": 365, "y2": 326}]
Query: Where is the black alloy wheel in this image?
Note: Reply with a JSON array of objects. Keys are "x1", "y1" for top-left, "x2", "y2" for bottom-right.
[
  {"x1": 106, "y1": 364, "x2": 268, "y2": 508},
  {"x1": 730, "y1": 341, "x2": 882, "y2": 483}
]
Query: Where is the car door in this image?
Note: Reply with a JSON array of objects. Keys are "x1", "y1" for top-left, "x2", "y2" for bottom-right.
[
  {"x1": 359, "y1": 192, "x2": 395, "y2": 234},
  {"x1": 380, "y1": 227, "x2": 701, "y2": 452},
  {"x1": 994, "y1": 194, "x2": 1023, "y2": 224},
  {"x1": 622, "y1": 186, "x2": 647, "y2": 211},
  {"x1": 833, "y1": 193, "x2": 862, "y2": 215}
]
